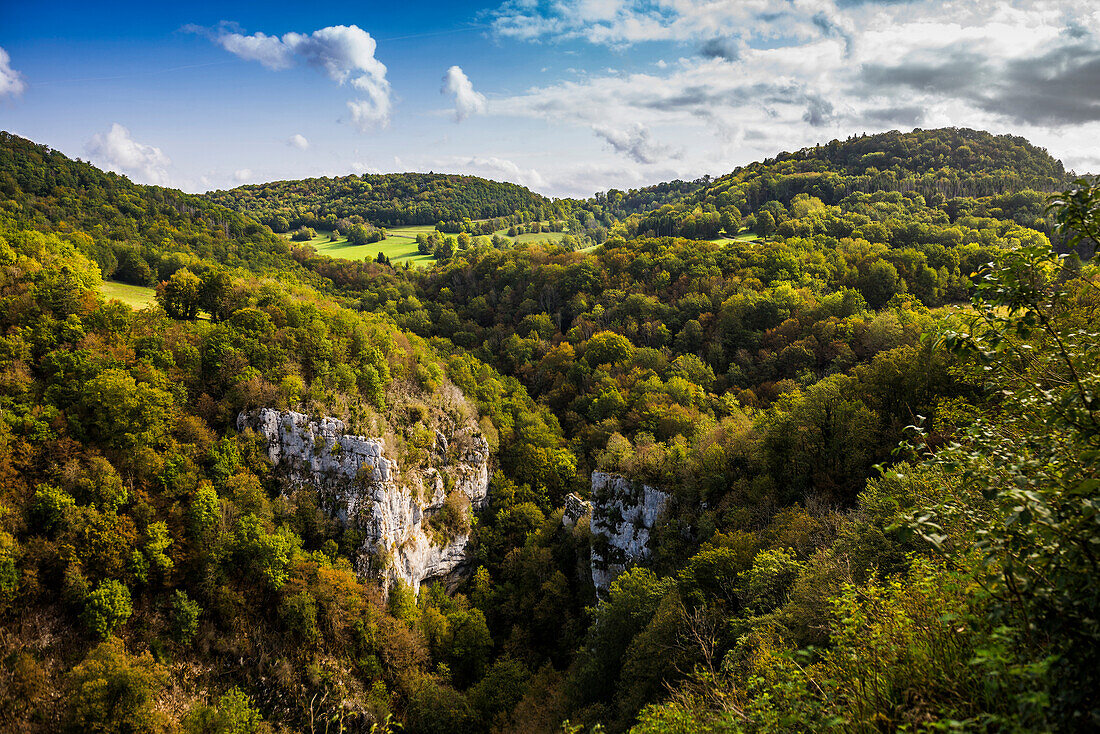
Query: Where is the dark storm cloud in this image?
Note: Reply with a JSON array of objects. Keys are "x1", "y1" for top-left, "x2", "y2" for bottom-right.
[
  {"x1": 637, "y1": 82, "x2": 818, "y2": 113},
  {"x1": 863, "y1": 105, "x2": 926, "y2": 126},
  {"x1": 861, "y1": 50, "x2": 990, "y2": 95},
  {"x1": 699, "y1": 37, "x2": 740, "y2": 60},
  {"x1": 990, "y1": 45, "x2": 1100, "y2": 124},
  {"x1": 858, "y1": 42, "x2": 1100, "y2": 125},
  {"x1": 802, "y1": 96, "x2": 835, "y2": 127}
]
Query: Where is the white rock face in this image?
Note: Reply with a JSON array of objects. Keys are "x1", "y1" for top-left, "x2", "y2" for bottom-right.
[
  {"x1": 562, "y1": 492, "x2": 592, "y2": 529},
  {"x1": 238, "y1": 409, "x2": 490, "y2": 593},
  {"x1": 588, "y1": 471, "x2": 669, "y2": 595}
]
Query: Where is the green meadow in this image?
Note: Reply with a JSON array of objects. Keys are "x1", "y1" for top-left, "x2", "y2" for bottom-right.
[
  {"x1": 98, "y1": 280, "x2": 157, "y2": 309},
  {"x1": 288, "y1": 223, "x2": 572, "y2": 266},
  {"x1": 286, "y1": 226, "x2": 436, "y2": 267}
]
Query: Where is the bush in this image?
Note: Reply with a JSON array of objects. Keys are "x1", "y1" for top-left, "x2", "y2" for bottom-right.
[
  {"x1": 65, "y1": 638, "x2": 167, "y2": 733},
  {"x1": 182, "y1": 687, "x2": 267, "y2": 734},
  {"x1": 279, "y1": 592, "x2": 319, "y2": 643},
  {"x1": 169, "y1": 590, "x2": 201, "y2": 645},
  {"x1": 83, "y1": 580, "x2": 133, "y2": 639}
]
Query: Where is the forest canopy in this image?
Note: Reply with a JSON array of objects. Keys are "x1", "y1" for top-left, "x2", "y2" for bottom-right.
[{"x1": 0, "y1": 128, "x2": 1096, "y2": 733}]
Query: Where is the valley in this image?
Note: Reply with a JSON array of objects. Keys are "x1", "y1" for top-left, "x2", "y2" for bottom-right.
[{"x1": 0, "y1": 127, "x2": 1096, "y2": 734}]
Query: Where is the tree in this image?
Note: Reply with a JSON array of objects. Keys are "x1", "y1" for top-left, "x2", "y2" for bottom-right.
[
  {"x1": 200, "y1": 270, "x2": 238, "y2": 322},
  {"x1": 82, "y1": 580, "x2": 133, "y2": 639},
  {"x1": 585, "y1": 330, "x2": 634, "y2": 367},
  {"x1": 77, "y1": 368, "x2": 174, "y2": 450},
  {"x1": 857, "y1": 260, "x2": 901, "y2": 309},
  {"x1": 755, "y1": 210, "x2": 776, "y2": 237},
  {"x1": 158, "y1": 268, "x2": 203, "y2": 319},
  {"x1": 168, "y1": 590, "x2": 201, "y2": 645},
  {"x1": 720, "y1": 206, "x2": 742, "y2": 236},
  {"x1": 913, "y1": 181, "x2": 1100, "y2": 725},
  {"x1": 65, "y1": 638, "x2": 167, "y2": 733},
  {"x1": 182, "y1": 688, "x2": 266, "y2": 734}
]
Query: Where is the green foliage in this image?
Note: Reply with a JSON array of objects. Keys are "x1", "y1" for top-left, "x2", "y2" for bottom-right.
[
  {"x1": 232, "y1": 514, "x2": 298, "y2": 591},
  {"x1": 0, "y1": 126, "x2": 1091, "y2": 733},
  {"x1": 206, "y1": 171, "x2": 550, "y2": 229},
  {"x1": 280, "y1": 591, "x2": 320, "y2": 643},
  {"x1": 158, "y1": 269, "x2": 203, "y2": 319},
  {"x1": 182, "y1": 688, "x2": 267, "y2": 734},
  {"x1": 82, "y1": 580, "x2": 133, "y2": 639},
  {"x1": 919, "y1": 239, "x2": 1100, "y2": 725},
  {"x1": 30, "y1": 483, "x2": 75, "y2": 531},
  {"x1": 64, "y1": 638, "x2": 167, "y2": 733},
  {"x1": 76, "y1": 368, "x2": 174, "y2": 450},
  {"x1": 190, "y1": 482, "x2": 220, "y2": 536},
  {"x1": 168, "y1": 590, "x2": 201, "y2": 645}
]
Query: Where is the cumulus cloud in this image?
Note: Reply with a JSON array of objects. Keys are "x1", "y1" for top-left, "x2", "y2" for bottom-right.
[
  {"x1": 234, "y1": 168, "x2": 253, "y2": 182},
  {"x1": 435, "y1": 155, "x2": 546, "y2": 189},
  {"x1": 287, "y1": 133, "x2": 310, "y2": 149},
  {"x1": 0, "y1": 47, "x2": 25, "y2": 97},
  {"x1": 699, "y1": 37, "x2": 740, "y2": 61},
  {"x1": 861, "y1": 43, "x2": 1100, "y2": 125},
  {"x1": 592, "y1": 123, "x2": 679, "y2": 164},
  {"x1": 215, "y1": 30, "x2": 292, "y2": 69},
  {"x1": 85, "y1": 124, "x2": 172, "y2": 186},
  {"x1": 204, "y1": 23, "x2": 391, "y2": 129},
  {"x1": 480, "y1": 0, "x2": 1100, "y2": 187},
  {"x1": 441, "y1": 65, "x2": 487, "y2": 122}
]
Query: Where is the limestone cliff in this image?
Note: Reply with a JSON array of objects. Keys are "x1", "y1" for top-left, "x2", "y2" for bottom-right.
[
  {"x1": 587, "y1": 471, "x2": 669, "y2": 594},
  {"x1": 238, "y1": 408, "x2": 490, "y2": 592}
]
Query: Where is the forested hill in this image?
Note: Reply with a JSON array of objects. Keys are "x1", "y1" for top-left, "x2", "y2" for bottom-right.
[
  {"x1": 0, "y1": 132, "x2": 297, "y2": 278},
  {"x1": 204, "y1": 171, "x2": 553, "y2": 231},
  {"x1": 606, "y1": 127, "x2": 1073, "y2": 243}
]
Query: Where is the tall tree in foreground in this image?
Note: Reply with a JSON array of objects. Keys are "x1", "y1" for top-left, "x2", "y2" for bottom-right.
[{"x1": 917, "y1": 176, "x2": 1100, "y2": 727}]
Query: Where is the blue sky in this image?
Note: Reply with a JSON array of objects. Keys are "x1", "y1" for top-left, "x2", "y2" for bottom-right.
[{"x1": 2, "y1": 0, "x2": 1098, "y2": 197}]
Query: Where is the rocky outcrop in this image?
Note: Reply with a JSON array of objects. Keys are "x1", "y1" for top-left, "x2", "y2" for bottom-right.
[
  {"x1": 562, "y1": 492, "x2": 592, "y2": 529},
  {"x1": 238, "y1": 409, "x2": 490, "y2": 593},
  {"x1": 588, "y1": 471, "x2": 669, "y2": 595}
]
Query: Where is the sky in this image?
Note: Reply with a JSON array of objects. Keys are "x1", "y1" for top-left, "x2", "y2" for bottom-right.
[{"x1": 1, "y1": 0, "x2": 1098, "y2": 198}]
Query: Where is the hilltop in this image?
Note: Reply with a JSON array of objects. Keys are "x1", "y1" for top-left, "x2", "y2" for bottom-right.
[
  {"x1": 588, "y1": 127, "x2": 1072, "y2": 243},
  {"x1": 204, "y1": 171, "x2": 554, "y2": 232}
]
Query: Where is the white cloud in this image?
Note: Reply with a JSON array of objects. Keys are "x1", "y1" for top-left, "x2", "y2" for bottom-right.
[
  {"x1": 209, "y1": 24, "x2": 392, "y2": 128},
  {"x1": 349, "y1": 160, "x2": 381, "y2": 174},
  {"x1": 435, "y1": 155, "x2": 546, "y2": 190},
  {"x1": 234, "y1": 168, "x2": 253, "y2": 182},
  {"x1": 441, "y1": 65, "x2": 487, "y2": 122},
  {"x1": 85, "y1": 124, "x2": 172, "y2": 186},
  {"x1": 216, "y1": 31, "x2": 292, "y2": 69},
  {"x1": 592, "y1": 122, "x2": 679, "y2": 164},
  {"x1": 0, "y1": 47, "x2": 25, "y2": 97},
  {"x1": 479, "y1": 0, "x2": 1100, "y2": 190},
  {"x1": 287, "y1": 133, "x2": 310, "y2": 149}
]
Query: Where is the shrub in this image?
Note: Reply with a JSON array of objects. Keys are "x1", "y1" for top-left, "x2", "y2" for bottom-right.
[
  {"x1": 83, "y1": 580, "x2": 133, "y2": 639},
  {"x1": 65, "y1": 638, "x2": 167, "y2": 733},
  {"x1": 169, "y1": 590, "x2": 201, "y2": 645}
]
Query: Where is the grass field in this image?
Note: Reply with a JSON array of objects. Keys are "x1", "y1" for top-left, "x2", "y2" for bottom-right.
[
  {"x1": 99, "y1": 280, "x2": 157, "y2": 309},
  {"x1": 289, "y1": 223, "x2": 570, "y2": 267},
  {"x1": 287, "y1": 227, "x2": 436, "y2": 267},
  {"x1": 705, "y1": 230, "x2": 761, "y2": 244},
  {"x1": 504, "y1": 229, "x2": 567, "y2": 245}
]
